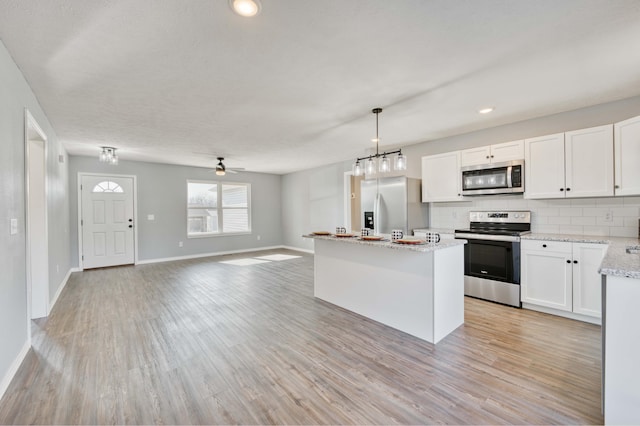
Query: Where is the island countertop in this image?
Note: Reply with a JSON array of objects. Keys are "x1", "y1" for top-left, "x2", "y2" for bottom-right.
[{"x1": 303, "y1": 234, "x2": 466, "y2": 253}]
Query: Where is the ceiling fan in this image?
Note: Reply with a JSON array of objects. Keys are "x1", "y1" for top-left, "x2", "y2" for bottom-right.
[{"x1": 213, "y1": 157, "x2": 244, "y2": 176}]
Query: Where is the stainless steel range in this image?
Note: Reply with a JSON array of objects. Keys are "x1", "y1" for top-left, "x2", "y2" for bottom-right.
[{"x1": 454, "y1": 211, "x2": 531, "y2": 307}]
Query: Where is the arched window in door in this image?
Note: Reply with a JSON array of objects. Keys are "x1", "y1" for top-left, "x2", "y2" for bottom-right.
[{"x1": 92, "y1": 181, "x2": 124, "y2": 193}]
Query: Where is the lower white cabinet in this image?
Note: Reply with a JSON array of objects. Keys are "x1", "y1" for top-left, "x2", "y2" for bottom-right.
[{"x1": 521, "y1": 240, "x2": 607, "y2": 320}]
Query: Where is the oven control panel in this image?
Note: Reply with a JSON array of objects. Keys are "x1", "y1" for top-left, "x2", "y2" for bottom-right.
[{"x1": 469, "y1": 211, "x2": 531, "y2": 224}]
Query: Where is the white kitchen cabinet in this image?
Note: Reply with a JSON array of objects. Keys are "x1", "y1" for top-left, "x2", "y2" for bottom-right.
[
  {"x1": 572, "y1": 242, "x2": 607, "y2": 317},
  {"x1": 525, "y1": 125, "x2": 613, "y2": 199},
  {"x1": 565, "y1": 124, "x2": 614, "y2": 198},
  {"x1": 524, "y1": 133, "x2": 566, "y2": 199},
  {"x1": 521, "y1": 240, "x2": 606, "y2": 320},
  {"x1": 614, "y1": 114, "x2": 640, "y2": 196},
  {"x1": 460, "y1": 140, "x2": 524, "y2": 167},
  {"x1": 421, "y1": 152, "x2": 464, "y2": 202},
  {"x1": 521, "y1": 240, "x2": 573, "y2": 311}
]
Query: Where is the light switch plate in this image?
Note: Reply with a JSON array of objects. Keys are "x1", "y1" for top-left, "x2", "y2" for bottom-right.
[
  {"x1": 10, "y1": 218, "x2": 18, "y2": 235},
  {"x1": 147, "y1": 214, "x2": 155, "y2": 221}
]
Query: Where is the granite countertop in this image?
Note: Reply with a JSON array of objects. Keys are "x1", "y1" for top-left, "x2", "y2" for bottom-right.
[
  {"x1": 413, "y1": 228, "x2": 456, "y2": 235},
  {"x1": 303, "y1": 233, "x2": 466, "y2": 253},
  {"x1": 522, "y1": 233, "x2": 640, "y2": 279}
]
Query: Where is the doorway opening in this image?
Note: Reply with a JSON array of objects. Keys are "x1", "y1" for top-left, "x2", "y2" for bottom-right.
[{"x1": 25, "y1": 109, "x2": 49, "y2": 321}]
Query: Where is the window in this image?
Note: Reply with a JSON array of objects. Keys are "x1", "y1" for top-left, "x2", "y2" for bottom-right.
[
  {"x1": 187, "y1": 180, "x2": 251, "y2": 236},
  {"x1": 92, "y1": 181, "x2": 124, "y2": 193}
]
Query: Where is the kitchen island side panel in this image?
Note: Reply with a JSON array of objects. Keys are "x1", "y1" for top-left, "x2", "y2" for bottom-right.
[
  {"x1": 313, "y1": 238, "x2": 464, "y2": 343},
  {"x1": 433, "y1": 244, "x2": 465, "y2": 343}
]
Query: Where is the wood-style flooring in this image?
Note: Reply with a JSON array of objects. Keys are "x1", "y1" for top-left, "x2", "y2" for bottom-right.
[{"x1": 0, "y1": 249, "x2": 603, "y2": 424}]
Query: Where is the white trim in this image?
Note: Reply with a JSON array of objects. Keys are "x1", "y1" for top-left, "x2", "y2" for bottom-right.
[
  {"x1": 344, "y1": 171, "x2": 353, "y2": 232},
  {"x1": 135, "y1": 245, "x2": 312, "y2": 265},
  {"x1": 281, "y1": 245, "x2": 314, "y2": 254},
  {"x1": 0, "y1": 340, "x2": 30, "y2": 402},
  {"x1": 24, "y1": 109, "x2": 49, "y2": 324},
  {"x1": 522, "y1": 303, "x2": 601, "y2": 325},
  {"x1": 77, "y1": 172, "x2": 138, "y2": 270},
  {"x1": 48, "y1": 267, "x2": 80, "y2": 312}
]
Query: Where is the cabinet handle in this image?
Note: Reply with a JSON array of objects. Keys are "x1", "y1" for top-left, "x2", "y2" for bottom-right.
[
  {"x1": 491, "y1": 155, "x2": 494, "y2": 158},
  {"x1": 573, "y1": 260, "x2": 578, "y2": 264},
  {"x1": 560, "y1": 188, "x2": 564, "y2": 191},
  {"x1": 542, "y1": 244, "x2": 547, "y2": 248},
  {"x1": 486, "y1": 155, "x2": 490, "y2": 159},
  {"x1": 566, "y1": 259, "x2": 571, "y2": 263},
  {"x1": 566, "y1": 188, "x2": 571, "y2": 191},
  {"x1": 615, "y1": 185, "x2": 620, "y2": 189}
]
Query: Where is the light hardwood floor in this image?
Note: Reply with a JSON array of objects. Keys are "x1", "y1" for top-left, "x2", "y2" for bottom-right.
[{"x1": 0, "y1": 249, "x2": 602, "y2": 424}]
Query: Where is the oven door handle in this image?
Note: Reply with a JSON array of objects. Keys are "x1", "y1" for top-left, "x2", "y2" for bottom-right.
[{"x1": 454, "y1": 233, "x2": 520, "y2": 242}]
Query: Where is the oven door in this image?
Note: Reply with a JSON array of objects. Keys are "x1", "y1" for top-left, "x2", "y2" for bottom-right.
[{"x1": 462, "y1": 238, "x2": 520, "y2": 284}]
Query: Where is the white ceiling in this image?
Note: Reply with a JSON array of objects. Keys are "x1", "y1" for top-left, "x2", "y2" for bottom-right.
[{"x1": 1, "y1": 0, "x2": 639, "y2": 174}]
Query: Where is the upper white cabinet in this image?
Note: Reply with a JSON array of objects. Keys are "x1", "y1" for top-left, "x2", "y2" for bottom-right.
[
  {"x1": 525, "y1": 125, "x2": 614, "y2": 199},
  {"x1": 565, "y1": 125, "x2": 614, "y2": 198},
  {"x1": 614, "y1": 115, "x2": 640, "y2": 196},
  {"x1": 421, "y1": 152, "x2": 464, "y2": 202},
  {"x1": 460, "y1": 140, "x2": 524, "y2": 167},
  {"x1": 524, "y1": 133, "x2": 566, "y2": 199}
]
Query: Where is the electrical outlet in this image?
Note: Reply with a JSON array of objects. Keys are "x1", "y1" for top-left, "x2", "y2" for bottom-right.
[
  {"x1": 10, "y1": 218, "x2": 18, "y2": 235},
  {"x1": 257, "y1": 235, "x2": 261, "y2": 241},
  {"x1": 452, "y1": 211, "x2": 458, "y2": 219},
  {"x1": 178, "y1": 241, "x2": 183, "y2": 248},
  {"x1": 56, "y1": 264, "x2": 59, "y2": 274},
  {"x1": 604, "y1": 211, "x2": 613, "y2": 222}
]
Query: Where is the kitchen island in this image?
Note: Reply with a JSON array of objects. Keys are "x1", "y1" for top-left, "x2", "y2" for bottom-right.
[
  {"x1": 304, "y1": 234, "x2": 466, "y2": 344},
  {"x1": 598, "y1": 240, "x2": 640, "y2": 425}
]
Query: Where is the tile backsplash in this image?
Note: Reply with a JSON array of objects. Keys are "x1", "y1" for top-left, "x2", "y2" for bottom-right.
[{"x1": 430, "y1": 196, "x2": 640, "y2": 238}]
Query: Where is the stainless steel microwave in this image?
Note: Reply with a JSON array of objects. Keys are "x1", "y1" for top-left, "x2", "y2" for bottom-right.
[{"x1": 461, "y1": 160, "x2": 524, "y2": 196}]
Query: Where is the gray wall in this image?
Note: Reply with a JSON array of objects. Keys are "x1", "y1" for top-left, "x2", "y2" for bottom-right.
[
  {"x1": 282, "y1": 95, "x2": 640, "y2": 250},
  {"x1": 68, "y1": 156, "x2": 283, "y2": 264},
  {"x1": 282, "y1": 161, "x2": 354, "y2": 252},
  {"x1": 0, "y1": 41, "x2": 71, "y2": 391}
]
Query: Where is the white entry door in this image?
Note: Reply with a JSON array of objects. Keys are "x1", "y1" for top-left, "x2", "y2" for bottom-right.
[{"x1": 81, "y1": 175, "x2": 135, "y2": 269}]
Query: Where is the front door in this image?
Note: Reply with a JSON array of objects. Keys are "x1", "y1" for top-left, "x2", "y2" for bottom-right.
[{"x1": 81, "y1": 175, "x2": 135, "y2": 269}]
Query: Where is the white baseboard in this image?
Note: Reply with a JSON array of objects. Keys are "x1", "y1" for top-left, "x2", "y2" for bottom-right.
[
  {"x1": 49, "y1": 267, "x2": 80, "y2": 311},
  {"x1": 135, "y1": 245, "x2": 300, "y2": 265},
  {"x1": 0, "y1": 340, "x2": 30, "y2": 402},
  {"x1": 281, "y1": 245, "x2": 314, "y2": 254},
  {"x1": 522, "y1": 303, "x2": 601, "y2": 325}
]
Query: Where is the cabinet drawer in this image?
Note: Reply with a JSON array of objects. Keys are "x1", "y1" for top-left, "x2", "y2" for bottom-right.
[{"x1": 522, "y1": 239, "x2": 572, "y2": 253}]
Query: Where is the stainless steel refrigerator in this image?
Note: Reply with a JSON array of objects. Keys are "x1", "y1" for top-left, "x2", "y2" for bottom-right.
[{"x1": 360, "y1": 176, "x2": 428, "y2": 234}]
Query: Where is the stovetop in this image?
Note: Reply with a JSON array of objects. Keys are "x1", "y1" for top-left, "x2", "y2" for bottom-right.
[
  {"x1": 454, "y1": 228, "x2": 531, "y2": 236},
  {"x1": 455, "y1": 210, "x2": 532, "y2": 236}
]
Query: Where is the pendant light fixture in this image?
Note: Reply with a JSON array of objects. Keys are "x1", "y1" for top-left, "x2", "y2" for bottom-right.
[
  {"x1": 98, "y1": 147, "x2": 119, "y2": 165},
  {"x1": 352, "y1": 108, "x2": 407, "y2": 176}
]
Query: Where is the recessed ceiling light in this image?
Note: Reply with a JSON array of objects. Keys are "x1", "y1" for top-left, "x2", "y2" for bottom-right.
[
  {"x1": 229, "y1": 0, "x2": 261, "y2": 17},
  {"x1": 478, "y1": 107, "x2": 495, "y2": 114}
]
